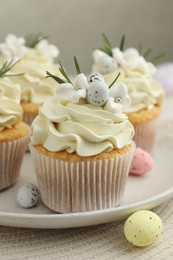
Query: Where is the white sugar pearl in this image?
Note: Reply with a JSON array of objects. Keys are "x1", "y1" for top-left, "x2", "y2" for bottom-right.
[
  {"x1": 87, "y1": 82, "x2": 110, "y2": 107},
  {"x1": 17, "y1": 183, "x2": 39, "y2": 208},
  {"x1": 97, "y1": 56, "x2": 117, "y2": 74}
]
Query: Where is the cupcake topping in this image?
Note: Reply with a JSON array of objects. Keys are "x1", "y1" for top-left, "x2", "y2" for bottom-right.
[
  {"x1": 0, "y1": 34, "x2": 60, "y2": 104},
  {"x1": 93, "y1": 34, "x2": 165, "y2": 76},
  {"x1": 0, "y1": 59, "x2": 23, "y2": 130},
  {"x1": 0, "y1": 34, "x2": 26, "y2": 60},
  {"x1": 0, "y1": 33, "x2": 59, "y2": 60},
  {"x1": 47, "y1": 58, "x2": 131, "y2": 114},
  {"x1": 31, "y1": 58, "x2": 134, "y2": 157},
  {"x1": 92, "y1": 35, "x2": 164, "y2": 113}
]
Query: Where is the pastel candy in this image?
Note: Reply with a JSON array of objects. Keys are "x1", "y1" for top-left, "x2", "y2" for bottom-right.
[
  {"x1": 129, "y1": 148, "x2": 153, "y2": 176},
  {"x1": 124, "y1": 210, "x2": 163, "y2": 247},
  {"x1": 17, "y1": 183, "x2": 39, "y2": 208}
]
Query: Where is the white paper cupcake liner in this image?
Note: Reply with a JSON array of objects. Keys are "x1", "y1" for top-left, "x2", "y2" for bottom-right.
[
  {"x1": 29, "y1": 142, "x2": 135, "y2": 213},
  {"x1": 133, "y1": 119, "x2": 158, "y2": 151},
  {"x1": 0, "y1": 128, "x2": 31, "y2": 191}
]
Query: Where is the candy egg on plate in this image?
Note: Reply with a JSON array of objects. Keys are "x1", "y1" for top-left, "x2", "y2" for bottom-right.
[
  {"x1": 129, "y1": 148, "x2": 153, "y2": 176},
  {"x1": 17, "y1": 183, "x2": 39, "y2": 208}
]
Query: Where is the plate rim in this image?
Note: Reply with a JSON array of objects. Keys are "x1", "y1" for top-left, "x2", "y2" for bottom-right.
[{"x1": 0, "y1": 187, "x2": 173, "y2": 229}]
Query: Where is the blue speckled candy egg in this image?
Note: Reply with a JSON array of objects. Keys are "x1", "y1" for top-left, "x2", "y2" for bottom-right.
[{"x1": 17, "y1": 183, "x2": 39, "y2": 208}]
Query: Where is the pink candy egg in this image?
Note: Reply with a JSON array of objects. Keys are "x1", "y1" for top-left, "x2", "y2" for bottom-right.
[{"x1": 130, "y1": 148, "x2": 153, "y2": 176}]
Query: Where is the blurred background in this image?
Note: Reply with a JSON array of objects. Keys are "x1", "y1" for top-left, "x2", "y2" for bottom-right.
[{"x1": 0, "y1": 0, "x2": 172, "y2": 74}]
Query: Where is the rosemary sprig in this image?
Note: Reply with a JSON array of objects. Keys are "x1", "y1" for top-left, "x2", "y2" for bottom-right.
[
  {"x1": 138, "y1": 45, "x2": 165, "y2": 64},
  {"x1": 74, "y1": 56, "x2": 81, "y2": 74},
  {"x1": 149, "y1": 52, "x2": 165, "y2": 65},
  {"x1": 0, "y1": 59, "x2": 24, "y2": 78},
  {"x1": 98, "y1": 33, "x2": 113, "y2": 57},
  {"x1": 120, "y1": 35, "x2": 125, "y2": 51},
  {"x1": 25, "y1": 33, "x2": 48, "y2": 48},
  {"x1": 108, "y1": 72, "x2": 121, "y2": 88},
  {"x1": 102, "y1": 33, "x2": 112, "y2": 49},
  {"x1": 59, "y1": 61, "x2": 72, "y2": 84},
  {"x1": 143, "y1": 48, "x2": 152, "y2": 59},
  {"x1": 46, "y1": 71, "x2": 66, "y2": 84},
  {"x1": 46, "y1": 57, "x2": 83, "y2": 85}
]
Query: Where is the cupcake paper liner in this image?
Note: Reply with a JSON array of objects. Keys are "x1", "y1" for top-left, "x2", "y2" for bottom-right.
[
  {"x1": 133, "y1": 119, "x2": 158, "y2": 151},
  {"x1": 29, "y1": 142, "x2": 135, "y2": 213},
  {"x1": 0, "y1": 129, "x2": 31, "y2": 191}
]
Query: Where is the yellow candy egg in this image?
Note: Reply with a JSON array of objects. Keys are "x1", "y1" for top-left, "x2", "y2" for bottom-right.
[{"x1": 124, "y1": 210, "x2": 163, "y2": 247}]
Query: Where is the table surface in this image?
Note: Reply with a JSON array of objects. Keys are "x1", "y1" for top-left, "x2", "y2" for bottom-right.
[{"x1": 0, "y1": 95, "x2": 173, "y2": 259}]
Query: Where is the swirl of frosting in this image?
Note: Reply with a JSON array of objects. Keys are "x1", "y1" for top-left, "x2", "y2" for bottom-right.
[
  {"x1": 0, "y1": 78, "x2": 22, "y2": 130},
  {"x1": 31, "y1": 97, "x2": 134, "y2": 157},
  {"x1": 93, "y1": 48, "x2": 156, "y2": 76},
  {"x1": 6, "y1": 48, "x2": 60, "y2": 103},
  {"x1": 103, "y1": 69, "x2": 164, "y2": 113}
]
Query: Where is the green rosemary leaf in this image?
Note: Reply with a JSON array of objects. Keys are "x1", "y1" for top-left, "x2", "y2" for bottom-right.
[
  {"x1": 149, "y1": 52, "x2": 165, "y2": 64},
  {"x1": 108, "y1": 72, "x2": 121, "y2": 88},
  {"x1": 74, "y1": 56, "x2": 81, "y2": 74},
  {"x1": 143, "y1": 48, "x2": 152, "y2": 59},
  {"x1": 59, "y1": 62, "x2": 72, "y2": 84},
  {"x1": 102, "y1": 33, "x2": 112, "y2": 49},
  {"x1": 45, "y1": 71, "x2": 66, "y2": 84},
  {"x1": 99, "y1": 47, "x2": 112, "y2": 57},
  {"x1": 0, "y1": 59, "x2": 23, "y2": 78},
  {"x1": 138, "y1": 43, "x2": 143, "y2": 55},
  {"x1": 25, "y1": 33, "x2": 48, "y2": 48},
  {"x1": 120, "y1": 35, "x2": 125, "y2": 51}
]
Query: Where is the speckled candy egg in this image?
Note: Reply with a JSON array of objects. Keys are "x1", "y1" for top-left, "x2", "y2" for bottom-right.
[
  {"x1": 129, "y1": 148, "x2": 153, "y2": 176},
  {"x1": 17, "y1": 183, "x2": 39, "y2": 208},
  {"x1": 124, "y1": 210, "x2": 163, "y2": 247},
  {"x1": 88, "y1": 73, "x2": 105, "y2": 85},
  {"x1": 87, "y1": 81, "x2": 110, "y2": 106}
]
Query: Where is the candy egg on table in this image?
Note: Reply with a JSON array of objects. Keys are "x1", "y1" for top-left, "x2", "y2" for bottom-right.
[
  {"x1": 129, "y1": 148, "x2": 153, "y2": 176},
  {"x1": 17, "y1": 183, "x2": 39, "y2": 208},
  {"x1": 124, "y1": 210, "x2": 163, "y2": 247}
]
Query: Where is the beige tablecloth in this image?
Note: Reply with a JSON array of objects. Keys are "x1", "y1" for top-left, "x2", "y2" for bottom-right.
[{"x1": 0, "y1": 197, "x2": 173, "y2": 259}]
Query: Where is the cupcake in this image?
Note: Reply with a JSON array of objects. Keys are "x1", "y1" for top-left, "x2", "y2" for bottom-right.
[
  {"x1": 0, "y1": 60, "x2": 31, "y2": 190},
  {"x1": 0, "y1": 33, "x2": 61, "y2": 125},
  {"x1": 29, "y1": 58, "x2": 135, "y2": 213},
  {"x1": 92, "y1": 35, "x2": 164, "y2": 151}
]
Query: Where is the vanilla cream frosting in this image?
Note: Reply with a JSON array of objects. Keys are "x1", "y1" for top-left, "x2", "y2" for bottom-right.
[
  {"x1": 0, "y1": 78, "x2": 22, "y2": 130},
  {"x1": 5, "y1": 48, "x2": 60, "y2": 103},
  {"x1": 0, "y1": 34, "x2": 60, "y2": 104},
  {"x1": 103, "y1": 69, "x2": 163, "y2": 113},
  {"x1": 31, "y1": 97, "x2": 134, "y2": 157},
  {"x1": 93, "y1": 50, "x2": 164, "y2": 113}
]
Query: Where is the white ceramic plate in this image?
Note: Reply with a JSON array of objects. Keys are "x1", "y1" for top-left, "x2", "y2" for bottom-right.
[{"x1": 0, "y1": 97, "x2": 173, "y2": 229}]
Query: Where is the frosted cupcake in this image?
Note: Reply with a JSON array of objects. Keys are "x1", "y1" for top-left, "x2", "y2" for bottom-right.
[
  {"x1": 0, "y1": 60, "x2": 31, "y2": 190},
  {"x1": 0, "y1": 33, "x2": 61, "y2": 125},
  {"x1": 92, "y1": 35, "x2": 164, "y2": 151},
  {"x1": 29, "y1": 58, "x2": 135, "y2": 213}
]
